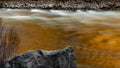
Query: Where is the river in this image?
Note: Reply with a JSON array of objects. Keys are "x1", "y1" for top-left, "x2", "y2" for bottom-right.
[{"x1": 0, "y1": 9, "x2": 120, "y2": 68}]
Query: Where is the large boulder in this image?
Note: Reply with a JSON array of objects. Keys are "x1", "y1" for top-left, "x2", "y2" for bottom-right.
[{"x1": 0, "y1": 46, "x2": 76, "y2": 68}]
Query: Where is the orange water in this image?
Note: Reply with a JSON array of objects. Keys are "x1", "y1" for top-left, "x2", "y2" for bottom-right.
[{"x1": 1, "y1": 9, "x2": 120, "y2": 68}]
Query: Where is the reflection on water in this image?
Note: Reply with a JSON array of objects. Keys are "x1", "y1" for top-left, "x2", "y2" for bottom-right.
[{"x1": 1, "y1": 9, "x2": 120, "y2": 68}]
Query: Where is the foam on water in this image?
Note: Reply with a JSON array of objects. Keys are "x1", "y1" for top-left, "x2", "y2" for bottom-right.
[
  {"x1": 0, "y1": 9, "x2": 120, "y2": 27},
  {"x1": 31, "y1": 9, "x2": 50, "y2": 14},
  {"x1": 0, "y1": 9, "x2": 119, "y2": 16}
]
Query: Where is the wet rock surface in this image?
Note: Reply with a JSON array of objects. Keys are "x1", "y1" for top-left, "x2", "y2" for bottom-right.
[
  {"x1": 0, "y1": 0, "x2": 120, "y2": 10},
  {"x1": 0, "y1": 46, "x2": 76, "y2": 68}
]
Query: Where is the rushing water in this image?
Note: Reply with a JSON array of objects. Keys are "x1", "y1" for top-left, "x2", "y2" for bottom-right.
[{"x1": 1, "y1": 9, "x2": 120, "y2": 68}]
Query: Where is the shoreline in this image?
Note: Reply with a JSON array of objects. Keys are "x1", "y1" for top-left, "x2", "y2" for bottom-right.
[{"x1": 0, "y1": 0, "x2": 120, "y2": 10}]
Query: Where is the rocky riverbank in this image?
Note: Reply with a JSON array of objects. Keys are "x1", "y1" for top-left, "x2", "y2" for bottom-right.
[{"x1": 0, "y1": 0, "x2": 120, "y2": 10}]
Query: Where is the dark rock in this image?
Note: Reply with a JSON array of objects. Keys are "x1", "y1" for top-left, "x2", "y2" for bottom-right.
[
  {"x1": 0, "y1": 0, "x2": 120, "y2": 10},
  {"x1": 0, "y1": 46, "x2": 77, "y2": 68}
]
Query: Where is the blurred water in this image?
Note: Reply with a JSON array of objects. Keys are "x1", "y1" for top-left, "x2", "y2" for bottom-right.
[
  {"x1": 1, "y1": 9, "x2": 120, "y2": 26},
  {"x1": 1, "y1": 9, "x2": 120, "y2": 68}
]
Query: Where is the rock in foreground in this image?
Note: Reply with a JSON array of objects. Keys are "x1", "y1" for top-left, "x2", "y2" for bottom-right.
[{"x1": 0, "y1": 46, "x2": 76, "y2": 68}]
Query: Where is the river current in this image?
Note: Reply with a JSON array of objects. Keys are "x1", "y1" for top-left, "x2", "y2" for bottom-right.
[{"x1": 1, "y1": 9, "x2": 120, "y2": 68}]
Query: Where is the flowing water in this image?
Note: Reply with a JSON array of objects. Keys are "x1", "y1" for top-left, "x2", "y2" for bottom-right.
[{"x1": 1, "y1": 9, "x2": 120, "y2": 68}]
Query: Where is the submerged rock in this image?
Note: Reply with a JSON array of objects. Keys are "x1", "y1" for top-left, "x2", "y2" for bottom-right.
[{"x1": 0, "y1": 46, "x2": 76, "y2": 68}]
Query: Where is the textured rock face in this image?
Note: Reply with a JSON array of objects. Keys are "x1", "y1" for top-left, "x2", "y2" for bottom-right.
[
  {"x1": 0, "y1": 46, "x2": 76, "y2": 68},
  {"x1": 0, "y1": 0, "x2": 120, "y2": 10}
]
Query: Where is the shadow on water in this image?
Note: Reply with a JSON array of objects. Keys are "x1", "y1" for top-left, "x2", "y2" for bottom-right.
[{"x1": 0, "y1": 18, "x2": 19, "y2": 64}]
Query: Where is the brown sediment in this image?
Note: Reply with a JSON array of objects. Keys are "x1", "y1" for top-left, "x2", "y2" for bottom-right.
[
  {"x1": 0, "y1": 0, "x2": 120, "y2": 10},
  {"x1": 2, "y1": 18, "x2": 120, "y2": 68},
  {"x1": 1, "y1": 8, "x2": 120, "y2": 68}
]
